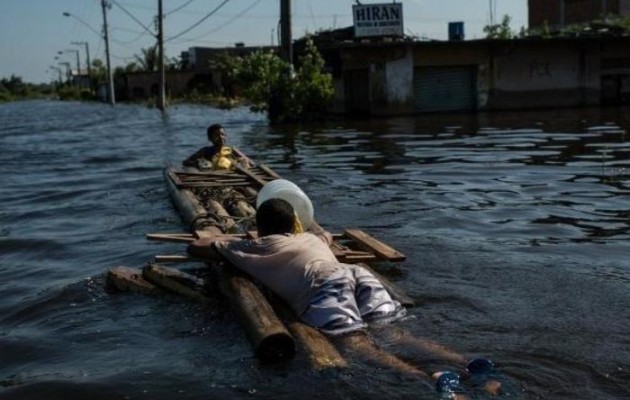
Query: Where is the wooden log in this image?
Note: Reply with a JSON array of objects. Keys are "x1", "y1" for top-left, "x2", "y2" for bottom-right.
[
  {"x1": 229, "y1": 200, "x2": 256, "y2": 219},
  {"x1": 270, "y1": 301, "x2": 347, "y2": 370},
  {"x1": 206, "y1": 199, "x2": 236, "y2": 232},
  {"x1": 286, "y1": 321, "x2": 347, "y2": 369},
  {"x1": 196, "y1": 225, "x2": 295, "y2": 362},
  {"x1": 107, "y1": 266, "x2": 162, "y2": 295},
  {"x1": 164, "y1": 168, "x2": 216, "y2": 231},
  {"x1": 344, "y1": 229, "x2": 406, "y2": 262},
  {"x1": 142, "y1": 263, "x2": 207, "y2": 302},
  {"x1": 219, "y1": 266, "x2": 296, "y2": 362}
]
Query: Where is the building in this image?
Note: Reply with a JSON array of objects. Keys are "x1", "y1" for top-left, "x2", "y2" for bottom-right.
[
  {"x1": 529, "y1": 0, "x2": 630, "y2": 30},
  {"x1": 319, "y1": 35, "x2": 630, "y2": 116},
  {"x1": 122, "y1": 44, "x2": 278, "y2": 100}
]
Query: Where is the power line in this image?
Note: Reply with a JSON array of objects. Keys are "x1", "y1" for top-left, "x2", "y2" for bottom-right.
[
  {"x1": 110, "y1": 0, "x2": 155, "y2": 37},
  {"x1": 174, "y1": 0, "x2": 263, "y2": 42},
  {"x1": 165, "y1": 0, "x2": 232, "y2": 42},
  {"x1": 165, "y1": 0, "x2": 196, "y2": 16}
]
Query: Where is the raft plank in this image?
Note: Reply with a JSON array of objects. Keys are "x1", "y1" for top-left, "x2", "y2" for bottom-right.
[
  {"x1": 235, "y1": 164, "x2": 267, "y2": 187},
  {"x1": 195, "y1": 231, "x2": 247, "y2": 239},
  {"x1": 258, "y1": 164, "x2": 281, "y2": 179},
  {"x1": 168, "y1": 170, "x2": 184, "y2": 188},
  {"x1": 183, "y1": 181, "x2": 251, "y2": 188},
  {"x1": 146, "y1": 233, "x2": 196, "y2": 243},
  {"x1": 107, "y1": 266, "x2": 163, "y2": 295},
  {"x1": 344, "y1": 229, "x2": 406, "y2": 262}
]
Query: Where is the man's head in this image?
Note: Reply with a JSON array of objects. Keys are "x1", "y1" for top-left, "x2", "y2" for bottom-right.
[
  {"x1": 256, "y1": 198, "x2": 295, "y2": 237},
  {"x1": 207, "y1": 124, "x2": 226, "y2": 146}
]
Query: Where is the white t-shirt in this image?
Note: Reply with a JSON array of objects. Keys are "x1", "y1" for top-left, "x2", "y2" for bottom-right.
[{"x1": 214, "y1": 232, "x2": 344, "y2": 315}]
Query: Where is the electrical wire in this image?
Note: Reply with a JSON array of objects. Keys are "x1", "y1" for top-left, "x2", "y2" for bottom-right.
[
  {"x1": 165, "y1": 0, "x2": 232, "y2": 42},
  {"x1": 110, "y1": 0, "x2": 155, "y2": 37},
  {"x1": 165, "y1": 0, "x2": 196, "y2": 17},
  {"x1": 172, "y1": 0, "x2": 263, "y2": 42}
]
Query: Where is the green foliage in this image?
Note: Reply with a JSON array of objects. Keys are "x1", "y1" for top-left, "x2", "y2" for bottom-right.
[
  {"x1": 289, "y1": 38, "x2": 334, "y2": 121},
  {"x1": 134, "y1": 45, "x2": 159, "y2": 72},
  {"x1": 56, "y1": 85, "x2": 84, "y2": 100},
  {"x1": 0, "y1": 75, "x2": 55, "y2": 101},
  {"x1": 237, "y1": 51, "x2": 288, "y2": 109},
  {"x1": 223, "y1": 38, "x2": 334, "y2": 123},
  {"x1": 483, "y1": 15, "x2": 516, "y2": 39}
]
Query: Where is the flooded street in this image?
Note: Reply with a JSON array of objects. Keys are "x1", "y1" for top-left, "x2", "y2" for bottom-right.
[{"x1": 1, "y1": 100, "x2": 629, "y2": 399}]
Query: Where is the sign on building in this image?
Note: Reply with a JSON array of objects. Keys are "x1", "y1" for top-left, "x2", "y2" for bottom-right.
[{"x1": 353, "y1": 3, "x2": 404, "y2": 38}]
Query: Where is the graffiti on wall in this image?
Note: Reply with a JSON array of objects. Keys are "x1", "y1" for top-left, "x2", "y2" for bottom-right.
[{"x1": 529, "y1": 59, "x2": 552, "y2": 78}]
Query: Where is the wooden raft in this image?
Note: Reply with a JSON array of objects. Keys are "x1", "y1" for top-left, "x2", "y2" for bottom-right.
[{"x1": 109, "y1": 161, "x2": 412, "y2": 368}]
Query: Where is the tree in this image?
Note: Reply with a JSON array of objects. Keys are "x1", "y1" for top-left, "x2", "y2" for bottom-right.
[
  {"x1": 134, "y1": 45, "x2": 159, "y2": 72},
  {"x1": 483, "y1": 15, "x2": 516, "y2": 39}
]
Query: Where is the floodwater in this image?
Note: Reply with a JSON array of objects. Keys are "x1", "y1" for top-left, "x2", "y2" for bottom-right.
[{"x1": 0, "y1": 100, "x2": 628, "y2": 400}]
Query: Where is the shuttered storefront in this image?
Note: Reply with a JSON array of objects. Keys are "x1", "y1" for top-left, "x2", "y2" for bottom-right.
[{"x1": 413, "y1": 66, "x2": 477, "y2": 113}]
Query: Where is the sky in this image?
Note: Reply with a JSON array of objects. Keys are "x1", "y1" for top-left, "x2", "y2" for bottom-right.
[{"x1": 0, "y1": 0, "x2": 527, "y2": 84}]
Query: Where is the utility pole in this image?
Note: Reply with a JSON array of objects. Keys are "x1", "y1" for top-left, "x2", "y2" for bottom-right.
[
  {"x1": 280, "y1": 0, "x2": 292, "y2": 64},
  {"x1": 101, "y1": 0, "x2": 115, "y2": 105},
  {"x1": 157, "y1": 0, "x2": 166, "y2": 111},
  {"x1": 72, "y1": 41, "x2": 93, "y2": 92}
]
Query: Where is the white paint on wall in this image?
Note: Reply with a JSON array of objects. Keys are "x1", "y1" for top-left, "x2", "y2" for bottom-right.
[{"x1": 385, "y1": 50, "x2": 413, "y2": 103}]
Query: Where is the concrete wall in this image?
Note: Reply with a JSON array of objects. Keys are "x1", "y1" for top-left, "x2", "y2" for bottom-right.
[
  {"x1": 489, "y1": 41, "x2": 600, "y2": 109},
  {"x1": 383, "y1": 49, "x2": 413, "y2": 114},
  {"x1": 125, "y1": 72, "x2": 196, "y2": 99},
  {"x1": 329, "y1": 37, "x2": 630, "y2": 115}
]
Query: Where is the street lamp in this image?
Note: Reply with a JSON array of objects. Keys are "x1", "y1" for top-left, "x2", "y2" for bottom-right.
[
  {"x1": 72, "y1": 41, "x2": 92, "y2": 91},
  {"x1": 63, "y1": 8, "x2": 114, "y2": 104},
  {"x1": 58, "y1": 62, "x2": 72, "y2": 83},
  {"x1": 48, "y1": 66, "x2": 63, "y2": 85},
  {"x1": 59, "y1": 49, "x2": 80, "y2": 83},
  {"x1": 62, "y1": 12, "x2": 102, "y2": 38}
]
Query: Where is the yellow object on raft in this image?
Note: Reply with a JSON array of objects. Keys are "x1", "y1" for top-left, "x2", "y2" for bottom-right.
[{"x1": 211, "y1": 146, "x2": 234, "y2": 170}]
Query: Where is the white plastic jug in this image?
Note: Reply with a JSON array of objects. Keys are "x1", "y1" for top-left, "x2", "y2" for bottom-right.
[{"x1": 256, "y1": 179, "x2": 314, "y2": 230}]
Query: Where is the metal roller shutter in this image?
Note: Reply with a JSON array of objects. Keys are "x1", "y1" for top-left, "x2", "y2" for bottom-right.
[{"x1": 414, "y1": 66, "x2": 476, "y2": 112}]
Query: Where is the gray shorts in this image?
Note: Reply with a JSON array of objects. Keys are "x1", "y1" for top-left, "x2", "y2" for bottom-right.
[{"x1": 300, "y1": 264, "x2": 407, "y2": 336}]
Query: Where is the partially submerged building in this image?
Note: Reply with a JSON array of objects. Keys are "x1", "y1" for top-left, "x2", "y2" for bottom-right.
[{"x1": 319, "y1": 35, "x2": 630, "y2": 116}]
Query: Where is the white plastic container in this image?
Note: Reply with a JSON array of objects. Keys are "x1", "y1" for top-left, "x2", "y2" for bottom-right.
[{"x1": 256, "y1": 179, "x2": 314, "y2": 230}]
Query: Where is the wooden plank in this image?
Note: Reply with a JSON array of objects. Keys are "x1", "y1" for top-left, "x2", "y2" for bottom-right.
[
  {"x1": 167, "y1": 169, "x2": 184, "y2": 188},
  {"x1": 146, "y1": 233, "x2": 196, "y2": 243},
  {"x1": 235, "y1": 164, "x2": 267, "y2": 187},
  {"x1": 344, "y1": 229, "x2": 406, "y2": 262},
  {"x1": 258, "y1": 163, "x2": 281, "y2": 179},
  {"x1": 195, "y1": 231, "x2": 247, "y2": 239},
  {"x1": 183, "y1": 181, "x2": 252, "y2": 188}
]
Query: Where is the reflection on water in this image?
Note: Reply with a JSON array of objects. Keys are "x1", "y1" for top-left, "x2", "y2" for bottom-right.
[{"x1": 0, "y1": 101, "x2": 629, "y2": 400}]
